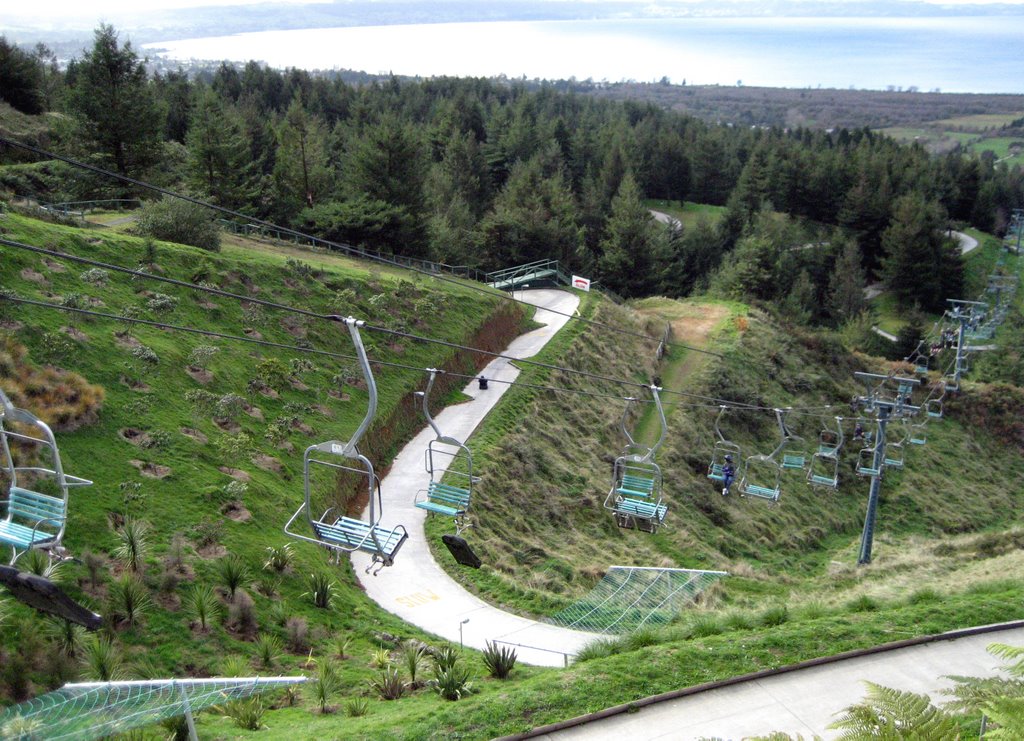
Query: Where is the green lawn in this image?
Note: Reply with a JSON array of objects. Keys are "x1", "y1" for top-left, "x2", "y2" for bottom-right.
[{"x1": 644, "y1": 199, "x2": 726, "y2": 230}]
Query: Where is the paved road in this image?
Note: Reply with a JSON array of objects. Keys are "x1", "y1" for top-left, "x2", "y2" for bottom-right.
[
  {"x1": 529, "y1": 622, "x2": 1024, "y2": 740},
  {"x1": 351, "y1": 289, "x2": 601, "y2": 666}
]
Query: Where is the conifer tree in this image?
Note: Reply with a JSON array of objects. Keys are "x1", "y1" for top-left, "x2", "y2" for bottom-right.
[
  {"x1": 828, "y1": 239, "x2": 867, "y2": 324},
  {"x1": 597, "y1": 173, "x2": 660, "y2": 298},
  {"x1": 65, "y1": 25, "x2": 162, "y2": 177}
]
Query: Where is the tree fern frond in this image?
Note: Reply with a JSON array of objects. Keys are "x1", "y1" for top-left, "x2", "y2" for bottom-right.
[
  {"x1": 943, "y1": 677, "x2": 1024, "y2": 714},
  {"x1": 830, "y1": 681, "x2": 961, "y2": 739},
  {"x1": 987, "y1": 643, "x2": 1024, "y2": 678},
  {"x1": 980, "y1": 695, "x2": 1024, "y2": 739}
]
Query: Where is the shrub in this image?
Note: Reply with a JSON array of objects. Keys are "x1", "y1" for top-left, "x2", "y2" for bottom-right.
[
  {"x1": 369, "y1": 665, "x2": 405, "y2": 700},
  {"x1": 108, "y1": 573, "x2": 152, "y2": 626},
  {"x1": 114, "y1": 518, "x2": 151, "y2": 573},
  {"x1": 688, "y1": 614, "x2": 724, "y2": 637},
  {"x1": 80, "y1": 550, "x2": 107, "y2": 589},
  {"x1": 574, "y1": 638, "x2": 619, "y2": 663},
  {"x1": 133, "y1": 196, "x2": 221, "y2": 252},
  {"x1": 263, "y1": 543, "x2": 293, "y2": 572},
  {"x1": 81, "y1": 635, "x2": 126, "y2": 681},
  {"x1": 22, "y1": 548, "x2": 61, "y2": 580},
  {"x1": 759, "y1": 604, "x2": 790, "y2": 626},
  {"x1": 80, "y1": 268, "x2": 109, "y2": 286},
  {"x1": 333, "y1": 634, "x2": 352, "y2": 660},
  {"x1": 254, "y1": 633, "x2": 283, "y2": 669},
  {"x1": 370, "y1": 646, "x2": 391, "y2": 669},
  {"x1": 343, "y1": 696, "x2": 369, "y2": 717},
  {"x1": 433, "y1": 643, "x2": 459, "y2": 672},
  {"x1": 482, "y1": 641, "x2": 517, "y2": 679},
  {"x1": 221, "y1": 696, "x2": 265, "y2": 730},
  {"x1": 217, "y1": 555, "x2": 248, "y2": 600},
  {"x1": 285, "y1": 616, "x2": 309, "y2": 653},
  {"x1": 312, "y1": 660, "x2": 340, "y2": 713},
  {"x1": 187, "y1": 344, "x2": 219, "y2": 369},
  {"x1": 846, "y1": 594, "x2": 881, "y2": 613},
  {"x1": 431, "y1": 663, "x2": 473, "y2": 701},
  {"x1": 220, "y1": 655, "x2": 250, "y2": 678},
  {"x1": 399, "y1": 640, "x2": 426, "y2": 687},
  {"x1": 226, "y1": 590, "x2": 258, "y2": 635},
  {"x1": 145, "y1": 293, "x2": 179, "y2": 314},
  {"x1": 304, "y1": 572, "x2": 334, "y2": 609},
  {"x1": 46, "y1": 616, "x2": 86, "y2": 658},
  {"x1": 187, "y1": 584, "x2": 220, "y2": 631}
]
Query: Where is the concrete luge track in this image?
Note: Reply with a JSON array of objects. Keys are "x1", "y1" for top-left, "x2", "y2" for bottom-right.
[{"x1": 351, "y1": 289, "x2": 601, "y2": 666}]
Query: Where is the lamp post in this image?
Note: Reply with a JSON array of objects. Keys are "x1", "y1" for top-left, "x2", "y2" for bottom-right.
[{"x1": 459, "y1": 618, "x2": 470, "y2": 648}]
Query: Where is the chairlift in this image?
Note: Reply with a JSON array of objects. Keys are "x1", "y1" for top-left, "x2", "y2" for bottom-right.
[
  {"x1": 737, "y1": 409, "x2": 786, "y2": 503},
  {"x1": 816, "y1": 415, "x2": 844, "y2": 458},
  {"x1": 907, "y1": 418, "x2": 928, "y2": 446},
  {"x1": 603, "y1": 387, "x2": 668, "y2": 532},
  {"x1": 779, "y1": 408, "x2": 807, "y2": 471},
  {"x1": 925, "y1": 398, "x2": 943, "y2": 419},
  {"x1": 0, "y1": 389, "x2": 92, "y2": 565},
  {"x1": 707, "y1": 405, "x2": 741, "y2": 486},
  {"x1": 284, "y1": 317, "x2": 408, "y2": 575},
  {"x1": 855, "y1": 443, "x2": 882, "y2": 478},
  {"x1": 412, "y1": 369, "x2": 478, "y2": 560},
  {"x1": 807, "y1": 415, "x2": 844, "y2": 490}
]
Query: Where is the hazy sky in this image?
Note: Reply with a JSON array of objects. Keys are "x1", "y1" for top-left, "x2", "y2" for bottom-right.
[{"x1": 19, "y1": 0, "x2": 1024, "y2": 22}]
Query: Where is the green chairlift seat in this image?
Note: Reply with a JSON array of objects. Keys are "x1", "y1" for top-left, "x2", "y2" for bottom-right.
[
  {"x1": 0, "y1": 389, "x2": 92, "y2": 565},
  {"x1": 604, "y1": 387, "x2": 669, "y2": 533},
  {"x1": 412, "y1": 369, "x2": 476, "y2": 536},
  {"x1": 284, "y1": 317, "x2": 407, "y2": 575}
]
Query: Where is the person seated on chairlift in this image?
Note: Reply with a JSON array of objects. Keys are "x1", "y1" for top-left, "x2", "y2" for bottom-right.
[
  {"x1": 854, "y1": 421, "x2": 865, "y2": 440},
  {"x1": 478, "y1": 375, "x2": 488, "y2": 390},
  {"x1": 721, "y1": 455, "x2": 735, "y2": 497}
]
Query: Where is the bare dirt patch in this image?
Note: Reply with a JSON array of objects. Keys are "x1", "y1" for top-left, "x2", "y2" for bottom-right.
[
  {"x1": 219, "y1": 466, "x2": 251, "y2": 482},
  {"x1": 187, "y1": 366, "x2": 213, "y2": 384},
  {"x1": 280, "y1": 316, "x2": 307, "y2": 339},
  {"x1": 42, "y1": 258, "x2": 66, "y2": 273},
  {"x1": 21, "y1": 268, "x2": 47, "y2": 284},
  {"x1": 252, "y1": 454, "x2": 282, "y2": 473},
  {"x1": 213, "y1": 417, "x2": 241, "y2": 433},
  {"x1": 290, "y1": 419, "x2": 315, "y2": 436},
  {"x1": 328, "y1": 389, "x2": 351, "y2": 401},
  {"x1": 243, "y1": 328, "x2": 262, "y2": 340},
  {"x1": 130, "y1": 460, "x2": 172, "y2": 478},
  {"x1": 243, "y1": 402, "x2": 264, "y2": 420},
  {"x1": 180, "y1": 427, "x2": 208, "y2": 444},
  {"x1": 114, "y1": 332, "x2": 143, "y2": 349},
  {"x1": 119, "y1": 428, "x2": 151, "y2": 446},
  {"x1": 222, "y1": 500, "x2": 252, "y2": 522},
  {"x1": 62, "y1": 326, "x2": 88, "y2": 342}
]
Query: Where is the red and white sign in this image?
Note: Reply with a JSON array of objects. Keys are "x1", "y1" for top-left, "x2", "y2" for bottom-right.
[{"x1": 572, "y1": 275, "x2": 591, "y2": 292}]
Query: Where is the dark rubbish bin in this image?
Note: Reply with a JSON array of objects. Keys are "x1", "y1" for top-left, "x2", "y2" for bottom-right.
[{"x1": 478, "y1": 376, "x2": 489, "y2": 390}]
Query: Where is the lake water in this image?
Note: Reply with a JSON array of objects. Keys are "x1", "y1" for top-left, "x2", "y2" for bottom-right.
[{"x1": 147, "y1": 16, "x2": 1024, "y2": 94}]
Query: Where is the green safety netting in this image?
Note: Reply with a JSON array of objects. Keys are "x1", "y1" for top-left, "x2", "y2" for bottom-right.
[
  {"x1": 546, "y1": 566, "x2": 728, "y2": 634},
  {"x1": 0, "y1": 676, "x2": 306, "y2": 741}
]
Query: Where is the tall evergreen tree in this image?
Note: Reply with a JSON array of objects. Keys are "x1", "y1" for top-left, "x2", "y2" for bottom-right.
[
  {"x1": 273, "y1": 93, "x2": 331, "y2": 217},
  {"x1": 0, "y1": 36, "x2": 45, "y2": 114},
  {"x1": 827, "y1": 239, "x2": 867, "y2": 324},
  {"x1": 596, "y1": 173, "x2": 660, "y2": 297},
  {"x1": 186, "y1": 87, "x2": 253, "y2": 210},
  {"x1": 65, "y1": 25, "x2": 162, "y2": 177},
  {"x1": 881, "y1": 193, "x2": 961, "y2": 311}
]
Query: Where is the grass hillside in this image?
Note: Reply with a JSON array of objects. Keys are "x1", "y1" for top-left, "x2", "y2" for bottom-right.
[
  {"x1": 430, "y1": 277, "x2": 1024, "y2": 622},
  {"x1": 2, "y1": 205, "x2": 1024, "y2": 739}
]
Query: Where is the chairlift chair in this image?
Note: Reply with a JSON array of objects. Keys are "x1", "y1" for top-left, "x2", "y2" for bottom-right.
[
  {"x1": 707, "y1": 405, "x2": 741, "y2": 485},
  {"x1": 855, "y1": 444, "x2": 883, "y2": 478},
  {"x1": 413, "y1": 369, "x2": 475, "y2": 537},
  {"x1": 737, "y1": 409, "x2": 787, "y2": 503},
  {"x1": 816, "y1": 415, "x2": 844, "y2": 458},
  {"x1": 779, "y1": 408, "x2": 808, "y2": 471},
  {"x1": 284, "y1": 317, "x2": 408, "y2": 575},
  {"x1": 0, "y1": 389, "x2": 92, "y2": 565},
  {"x1": 926, "y1": 398, "x2": 943, "y2": 419},
  {"x1": 807, "y1": 453, "x2": 840, "y2": 489},
  {"x1": 604, "y1": 388, "x2": 668, "y2": 532}
]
